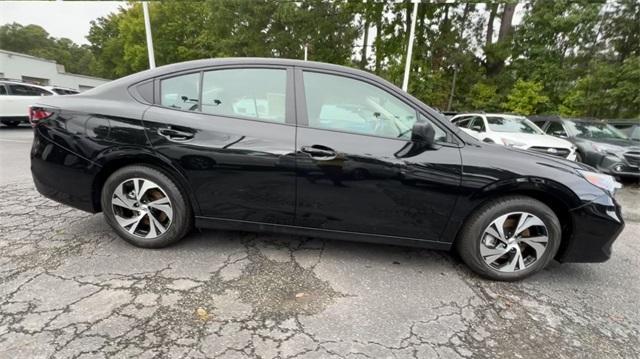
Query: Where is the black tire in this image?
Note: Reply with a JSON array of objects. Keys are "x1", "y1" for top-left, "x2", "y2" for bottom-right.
[
  {"x1": 101, "y1": 165, "x2": 192, "y2": 248},
  {"x1": 456, "y1": 196, "x2": 561, "y2": 281},
  {"x1": 575, "y1": 152, "x2": 583, "y2": 163}
]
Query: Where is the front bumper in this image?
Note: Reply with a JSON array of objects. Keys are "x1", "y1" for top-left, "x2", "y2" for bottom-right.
[
  {"x1": 596, "y1": 154, "x2": 640, "y2": 177},
  {"x1": 556, "y1": 194, "x2": 625, "y2": 263}
]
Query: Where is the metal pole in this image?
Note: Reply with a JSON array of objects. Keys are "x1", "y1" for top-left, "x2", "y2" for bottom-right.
[
  {"x1": 402, "y1": 0, "x2": 419, "y2": 92},
  {"x1": 142, "y1": 2, "x2": 156, "y2": 69},
  {"x1": 304, "y1": 44, "x2": 308, "y2": 61}
]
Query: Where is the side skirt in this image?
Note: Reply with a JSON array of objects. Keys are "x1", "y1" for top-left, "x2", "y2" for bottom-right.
[{"x1": 195, "y1": 216, "x2": 452, "y2": 250}]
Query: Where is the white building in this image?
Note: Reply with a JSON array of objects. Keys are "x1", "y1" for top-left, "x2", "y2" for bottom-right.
[{"x1": 0, "y1": 49, "x2": 109, "y2": 91}]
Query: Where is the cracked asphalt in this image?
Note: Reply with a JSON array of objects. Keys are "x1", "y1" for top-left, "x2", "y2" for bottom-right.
[{"x1": 1, "y1": 126, "x2": 639, "y2": 359}]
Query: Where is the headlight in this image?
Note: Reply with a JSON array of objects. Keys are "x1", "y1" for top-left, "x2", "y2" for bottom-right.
[
  {"x1": 578, "y1": 170, "x2": 622, "y2": 195},
  {"x1": 591, "y1": 143, "x2": 623, "y2": 156},
  {"x1": 501, "y1": 138, "x2": 527, "y2": 148}
]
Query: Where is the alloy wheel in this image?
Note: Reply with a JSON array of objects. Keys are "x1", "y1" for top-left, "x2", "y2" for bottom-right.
[
  {"x1": 111, "y1": 178, "x2": 173, "y2": 238},
  {"x1": 479, "y1": 212, "x2": 549, "y2": 272}
]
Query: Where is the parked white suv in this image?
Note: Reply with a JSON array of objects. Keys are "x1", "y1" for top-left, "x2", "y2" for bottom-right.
[
  {"x1": 0, "y1": 80, "x2": 57, "y2": 127},
  {"x1": 450, "y1": 113, "x2": 577, "y2": 160}
]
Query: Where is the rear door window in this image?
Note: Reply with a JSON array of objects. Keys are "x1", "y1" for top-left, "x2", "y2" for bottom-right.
[
  {"x1": 160, "y1": 73, "x2": 200, "y2": 111},
  {"x1": 201, "y1": 68, "x2": 286, "y2": 123}
]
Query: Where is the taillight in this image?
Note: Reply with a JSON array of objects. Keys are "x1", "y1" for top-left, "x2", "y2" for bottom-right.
[{"x1": 29, "y1": 107, "x2": 52, "y2": 127}]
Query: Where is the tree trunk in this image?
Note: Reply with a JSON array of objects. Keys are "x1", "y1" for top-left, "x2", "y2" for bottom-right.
[
  {"x1": 498, "y1": 3, "x2": 516, "y2": 42},
  {"x1": 360, "y1": 17, "x2": 370, "y2": 69},
  {"x1": 374, "y1": 3, "x2": 383, "y2": 74},
  {"x1": 447, "y1": 4, "x2": 471, "y2": 111},
  {"x1": 486, "y1": 3, "x2": 498, "y2": 47},
  {"x1": 413, "y1": 2, "x2": 427, "y2": 73}
]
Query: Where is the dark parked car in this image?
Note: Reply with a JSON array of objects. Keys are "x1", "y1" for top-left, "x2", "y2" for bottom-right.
[
  {"x1": 30, "y1": 58, "x2": 624, "y2": 281},
  {"x1": 531, "y1": 116, "x2": 640, "y2": 178}
]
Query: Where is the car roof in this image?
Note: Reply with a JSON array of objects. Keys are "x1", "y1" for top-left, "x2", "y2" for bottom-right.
[{"x1": 106, "y1": 57, "x2": 379, "y2": 85}]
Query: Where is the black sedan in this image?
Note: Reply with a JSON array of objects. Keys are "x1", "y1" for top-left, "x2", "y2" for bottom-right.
[
  {"x1": 29, "y1": 58, "x2": 624, "y2": 281},
  {"x1": 531, "y1": 116, "x2": 640, "y2": 178}
]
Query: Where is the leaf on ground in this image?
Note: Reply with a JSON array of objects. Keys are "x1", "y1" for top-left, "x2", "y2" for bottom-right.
[{"x1": 196, "y1": 307, "x2": 209, "y2": 321}]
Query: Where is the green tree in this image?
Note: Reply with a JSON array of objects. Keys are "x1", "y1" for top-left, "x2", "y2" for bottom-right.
[
  {"x1": 87, "y1": 0, "x2": 359, "y2": 79},
  {"x1": 503, "y1": 80, "x2": 549, "y2": 115},
  {"x1": 469, "y1": 82, "x2": 501, "y2": 112}
]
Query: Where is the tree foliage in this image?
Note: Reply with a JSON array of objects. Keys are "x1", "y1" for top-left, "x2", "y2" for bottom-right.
[{"x1": 2, "y1": 0, "x2": 638, "y2": 119}]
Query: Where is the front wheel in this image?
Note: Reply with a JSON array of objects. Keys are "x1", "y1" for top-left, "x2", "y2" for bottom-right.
[
  {"x1": 101, "y1": 165, "x2": 192, "y2": 248},
  {"x1": 456, "y1": 196, "x2": 561, "y2": 281}
]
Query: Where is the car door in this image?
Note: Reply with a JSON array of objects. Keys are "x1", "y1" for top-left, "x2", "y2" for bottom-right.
[
  {"x1": 142, "y1": 66, "x2": 297, "y2": 225},
  {"x1": 294, "y1": 68, "x2": 462, "y2": 242}
]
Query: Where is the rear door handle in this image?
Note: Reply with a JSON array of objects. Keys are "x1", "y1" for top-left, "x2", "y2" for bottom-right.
[
  {"x1": 158, "y1": 127, "x2": 194, "y2": 141},
  {"x1": 300, "y1": 145, "x2": 337, "y2": 160}
]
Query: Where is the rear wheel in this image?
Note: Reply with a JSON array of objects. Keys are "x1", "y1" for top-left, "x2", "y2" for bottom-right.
[
  {"x1": 456, "y1": 196, "x2": 561, "y2": 281},
  {"x1": 101, "y1": 165, "x2": 192, "y2": 248}
]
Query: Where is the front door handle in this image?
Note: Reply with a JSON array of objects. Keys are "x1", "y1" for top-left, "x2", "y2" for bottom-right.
[
  {"x1": 300, "y1": 145, "x2": 337, "y2": 160},
  {"x1": 158, "y1": 127, "x2": 194, "y2": 141}
]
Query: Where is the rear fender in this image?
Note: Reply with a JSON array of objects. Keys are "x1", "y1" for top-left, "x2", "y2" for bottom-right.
[{"x1": 91, "y1": 147, "x2": 201, "y2": 215}]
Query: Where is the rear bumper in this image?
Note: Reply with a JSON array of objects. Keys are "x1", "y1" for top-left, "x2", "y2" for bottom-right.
[
  {"x1": 31, "y1": 132, "x2": 99, "y2": 213},
  {"x1": 556, "y1": 195, "x2": 625, "y2": 263}
]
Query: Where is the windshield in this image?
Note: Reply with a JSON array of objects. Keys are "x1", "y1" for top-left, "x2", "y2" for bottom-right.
[
  {"x1": 486, "y1": 116, "x2": 543, "y2": 134},
  {"x1": 566, "y1": 121, "x2": 628, "y2": 139}
]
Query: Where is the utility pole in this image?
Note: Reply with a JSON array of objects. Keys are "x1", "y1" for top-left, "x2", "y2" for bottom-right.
[
  {"x1": 401, "y1": 0, "x2": 419, "y2": 92},
  {"x1": 142, "y1": 2, "x2": 156, "y2": 69}
]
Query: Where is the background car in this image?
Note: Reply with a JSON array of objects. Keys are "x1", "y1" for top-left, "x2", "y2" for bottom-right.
[
  {"x1": 531, "y1": 116, "x2": 640, "y2": 178},
  {"x1": 450, "y1": 113, "x2": 577, "y2": 160},
  {"x1": 0, "y1": 79, "x2": 55, "y2": 127},
  {"x1": 0, "y1": 80, "x2": 80, "y2": 127}
]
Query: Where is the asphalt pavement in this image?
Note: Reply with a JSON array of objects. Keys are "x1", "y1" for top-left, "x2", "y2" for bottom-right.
[{"x1": 1, "y1": 125, "x2": 638, "y2": 359}]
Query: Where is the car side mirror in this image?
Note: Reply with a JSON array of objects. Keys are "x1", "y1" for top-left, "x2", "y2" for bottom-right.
[
  {"x1": 395, "y1": 122, "x2": 438, "y2": 158},
  {"x1": 411, "y1": 121, "x2": 436, "y2": 147}
]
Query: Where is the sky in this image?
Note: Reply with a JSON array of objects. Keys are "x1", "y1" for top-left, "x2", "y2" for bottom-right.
[{"x1": 0, "y1": 1, "x2": 125, "y2": 45}]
